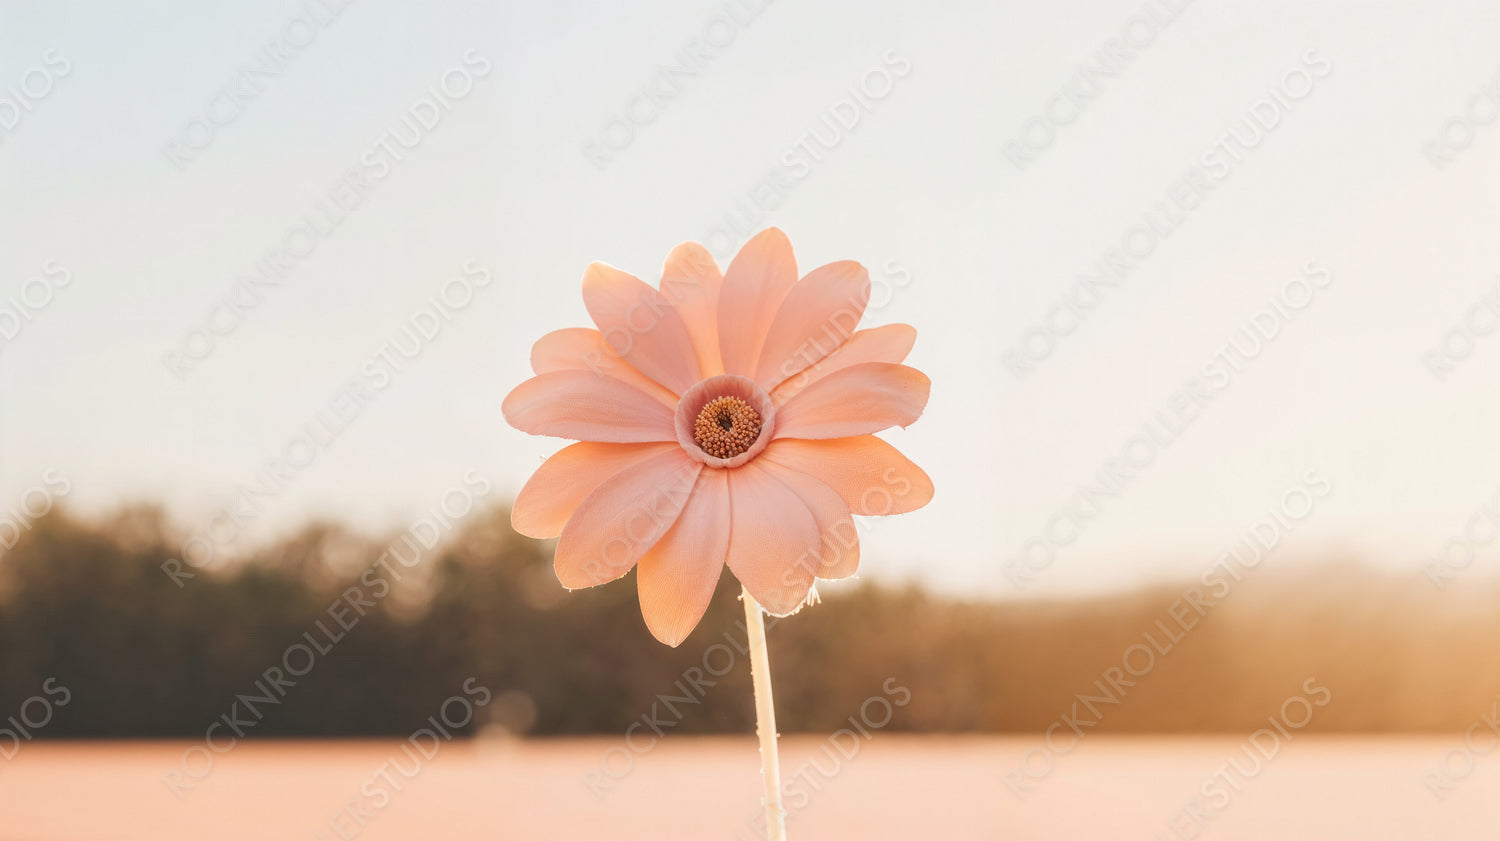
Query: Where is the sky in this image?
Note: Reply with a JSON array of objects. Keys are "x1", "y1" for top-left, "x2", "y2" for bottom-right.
[{"x1": 3, "y1": 0, "x2": 1500, "y2": 598}]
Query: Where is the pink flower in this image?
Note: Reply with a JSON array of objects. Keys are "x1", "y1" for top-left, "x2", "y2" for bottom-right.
[{"x1": 504, "y1": 228, "x2": 933, "y2": 646}]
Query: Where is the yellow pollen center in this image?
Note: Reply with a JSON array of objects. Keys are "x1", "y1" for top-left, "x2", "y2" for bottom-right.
[{"x1": 693, "y1": 396, "x2": 762, "y2": 459}]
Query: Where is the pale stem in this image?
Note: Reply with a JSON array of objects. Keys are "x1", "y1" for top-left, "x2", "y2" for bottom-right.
[{"x1": 742, "y1": 586, "x2": 787, "y2": 841}]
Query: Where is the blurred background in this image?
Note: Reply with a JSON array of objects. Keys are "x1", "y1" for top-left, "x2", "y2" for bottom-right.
[{"x1": 3, "y1": 0, "x2": 1500, "y2": 838}]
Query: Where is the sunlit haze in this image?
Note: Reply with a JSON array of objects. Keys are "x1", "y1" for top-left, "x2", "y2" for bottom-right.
[{"x1": 4, "y1": 0, "x2": 1500, "y2": 600}]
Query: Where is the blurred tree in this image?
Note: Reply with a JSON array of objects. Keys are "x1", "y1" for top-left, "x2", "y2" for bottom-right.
[{"x1": 0, "y1": 506, "x2": 1494, "y2": 737}]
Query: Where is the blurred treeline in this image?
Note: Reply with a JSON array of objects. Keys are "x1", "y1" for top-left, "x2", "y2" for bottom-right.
[{"x1": 1, "y1": 505, "x2": 1496, "y2": 737}]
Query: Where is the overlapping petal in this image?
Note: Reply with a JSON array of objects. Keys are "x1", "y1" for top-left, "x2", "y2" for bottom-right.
[
  {"x1": 503, "y1": 370, "x2": 677, "y2": 442},
  {"x1": 658, "y1": 242, "x2": 725, "y2": 378},
  {"x1": 724, "y1": 462, "x2": 823, "y2": 615},
  {"x1": 513, "y1": 441, "x2": 679, "y2": 539},
  {"x1": 755, "y1": 260, "x2": 870, "y2": 390},
  {"x1": 529, "y1": 327, "x2": 678, "y2": 408},
  {"x1": 583, "y1": 263, "x2": 703, "y2": 393},
  {"x1": 774, "y1": 362, "x2": 930, "y2": 439},
  {"x1": 717, "y1": 228, "x2": 798, "y2": 378},
  {"x1": 771, "y1": 323, "x2": 917, "y2": 406},
  {"x1": 636, "y1": 468, "x2": 731, "y2": 646},
  {"x1": 761, "y1": 435, "x2": 934, "y2": 515},
  {"x1": 555, "y1": 448, "x2": 702, "y2": 589},
  {"x1": 757, "y1": 460, "x2": 860, "y2": 579}
]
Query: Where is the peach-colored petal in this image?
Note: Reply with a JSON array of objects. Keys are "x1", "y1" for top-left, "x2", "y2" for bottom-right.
[
  {"x1": 717, "y1": 228, "x2": 798, "y2": 378},
  {"x1": 658, "y1": 242, "x2": 725, "y2": 378},
  {"x1": 724, "y1": 462, "x2": 822, "y2": 615},
  {"x1": 583, "y1": 262, "x2": 703, "y2": 393},
  {"x1": 771, "y1": 323, "x2": 917, "y2": 406},
  {"x1": 755, "y1": 261, "x2": 870, "y2": 390},
  {"x1": 530, "y1": 327, "x2": 678, "y2": 408},
  {"x1": 758, "y1": 460, "x2": 860, "y2": 579},
  {"x1": 513, "y1": 441, "x2": 680, "y2": 539},
  {"x1": 503, "y1": 370, "x2": 677, "y2": 442},
  {"x1": 773, "y1": 362, "x2": 930, "y2": 439},
  {"x1": 530, "y1": 327, "x2": 605, "y2": 374},
  {"x1": 554, "y1": 449, "x2": 702, "y2": 589},
  {"x1": 636, "y1": 468, "x2": 731, "y2": 646},
  {"x1": 761, "y1": 436, "x2": 934, "y2": 515}
]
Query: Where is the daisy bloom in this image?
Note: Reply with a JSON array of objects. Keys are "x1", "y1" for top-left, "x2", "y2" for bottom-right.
[{"x1": 503, "y1": 227, "x2": 933, "y2": 646}]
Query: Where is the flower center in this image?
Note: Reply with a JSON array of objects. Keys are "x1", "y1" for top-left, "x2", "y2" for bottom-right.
[
  {"x1": 675, "y1": 374, "x2": 775, "y2": 468},
  {"x1": 693, "y1": 396, "x2": 762, "y2": 459}
]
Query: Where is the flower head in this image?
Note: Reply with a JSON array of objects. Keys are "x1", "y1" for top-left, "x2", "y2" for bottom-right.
[{"x1": 503, "y1": 228, "x2": 933, "y2": 645}]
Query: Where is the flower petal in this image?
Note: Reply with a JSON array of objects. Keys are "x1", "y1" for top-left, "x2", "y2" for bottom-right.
[
  {"x1": 554, "y1": 449, "x2": 702, "y2": 589},
  {"x1": 513, "y1": 441, "x2": 680, "y2": 539},
  {"x1": 530, "y1": 327, "x2": 604, "y2": 374},
  {"x1": 724, "y1": 462, "x2": 822, "y2": 615},
  {"x1": 503, "y1": 370, "x2": 677, "y2": 442},
  {"x1": 583, "y1": 262, "x2": 703, "y2": 393},
  {"x1": 530, "y1": 327, "x2": 678, "y2": 408},
  {"x1": 773, "y1": 362, "x2": 930, "y2": 439},
  {"x1": 757, "y1": 460, "x2": 860, "y2": 579},
  {"x1": 636, "y1": 468, "x2": 731, "y2": 646},
  {"x1": 717, "y1": 228, "x2": 798, "y2": 378},
  {"x1": 761, "y1": 436, "x2": 934, "y2": 515},
  {"x1": 771, "y1": 324, "x2": 916, "y2": 406},
  {"x1": 658, "y1": 242, "x2": 725, "y2": 378},
  {"x1": 755, "y1": 260, "x2": 870, "y2": 390}
]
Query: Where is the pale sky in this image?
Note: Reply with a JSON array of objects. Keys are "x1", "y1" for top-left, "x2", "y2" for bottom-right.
[{"x1": 3, "y1": 0, "x2": 1500, "y2": 598}]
